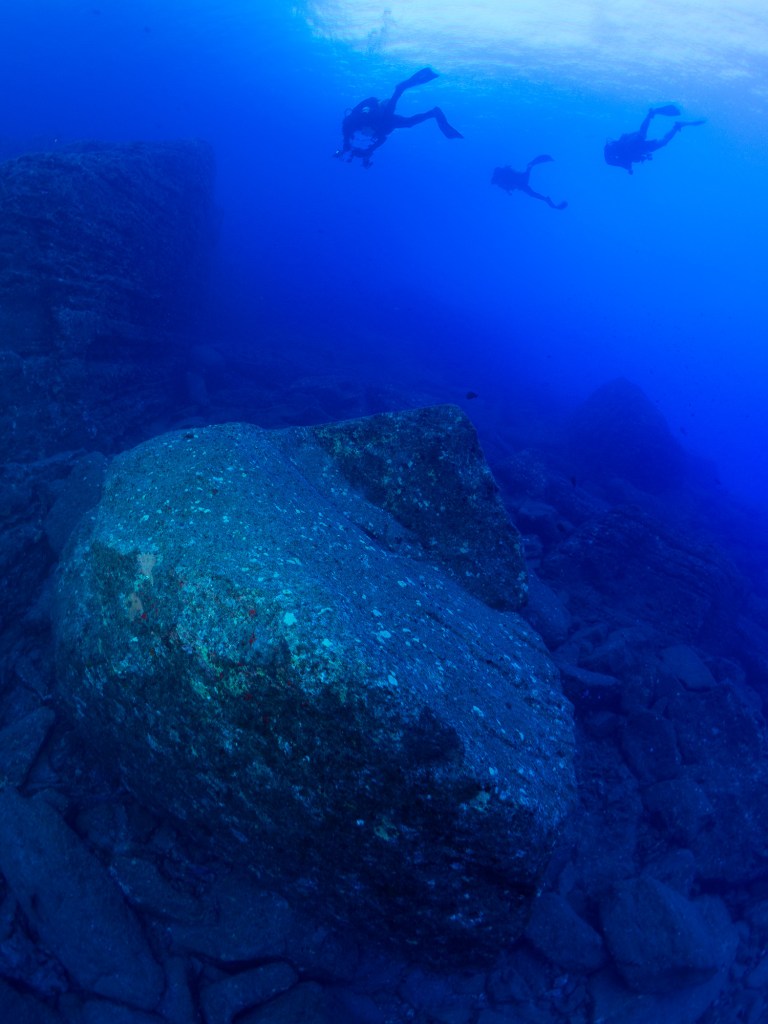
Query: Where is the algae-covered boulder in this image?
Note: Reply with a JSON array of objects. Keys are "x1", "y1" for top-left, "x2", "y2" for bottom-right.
[{"x1": 54, "y1": 405, "x2": 575, "y2": 964}]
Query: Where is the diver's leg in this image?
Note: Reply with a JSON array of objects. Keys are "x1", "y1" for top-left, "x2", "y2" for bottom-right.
[
  {"x1": 390, "y1": 109, "x2": 462, "y2": 138},
  {"x1": 430, "y1": 107, "x2": 463, "y2": 139},
  {"x1": 390, "y1": 67, "x2": 439, "y2": 105},
  {"x1": 651, "y1": 119, "x2": 706, "y2": 153},
  {"x1": 390, "y1": 112, "x2": 431, "y2": 128},
  {"x1": 638, "y1": 110, "x2": 655, "y2": 138},
  {"x1": 646, "y1": 124, "x2": 682, "y2": 153},
  {"x1": 640, "y1": 104, "x2": 682, "y2": 138},
  {"x1": 523, "y1": 185, "x2": 567, "y2": 210}
]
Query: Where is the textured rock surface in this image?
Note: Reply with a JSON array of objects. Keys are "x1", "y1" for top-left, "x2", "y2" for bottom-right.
[
  {"x1": 568, "y1": 376, "x2": 687, "y2": 493},
  {"x1": 55, "y1": 405, "x2": 575, "y2": 964},
  {"x1": 600, "y1": 876, "x2": 737, "y2": 994},
  {"x1": 0, "y1": 788, "x2": 165, "y2": 1009},
  {"x1": 0, "y1": 140, "x2": 215, "y2": 653},
  {"x1": 0, "y1": 139, "x2": 215, "y2": 463},
  {"x1": 543, "y1": 505, "x2": 745, "y2": 643}
]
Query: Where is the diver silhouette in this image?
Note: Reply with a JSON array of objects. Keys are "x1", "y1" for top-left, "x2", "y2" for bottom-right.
[
  {"x1": 604, "y1": 105, "x2": 705, "y2": 174},
  {"x1": 491, "y1": 155, "x2": 567, "y2": 210},
  {"x1": 334, "y1": 67, "x2": 463, "y2": 168}
]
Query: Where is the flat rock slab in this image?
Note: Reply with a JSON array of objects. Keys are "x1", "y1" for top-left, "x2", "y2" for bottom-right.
[
  {"x1": 0, "y1": 788, "x2": 164, "y2": 1009},
  {"x1": 55, "y1": 406, "x2": 575, "y2": 964},
  {"x1": 600, "y1": 876, "x2": 738, "y2": 994}
]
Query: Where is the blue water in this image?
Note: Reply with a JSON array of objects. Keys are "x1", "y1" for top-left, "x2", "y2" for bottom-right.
[{"x1": 2, "y1": 0, "x2": 766, "y2": 505}]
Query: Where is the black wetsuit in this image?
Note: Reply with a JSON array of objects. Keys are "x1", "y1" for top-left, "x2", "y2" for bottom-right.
[
  {"x1": 491, "y1": 155, "x2": 567, "y2": 210},
  {"x1": 336, "y1": 67, "x2": 462, "y2": 167},
  {"x1": 604, "y1": 105, "x2": 705, "y2": 174}
]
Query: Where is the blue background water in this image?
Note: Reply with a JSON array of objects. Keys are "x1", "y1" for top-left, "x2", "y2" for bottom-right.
[{"x1": 2, "y1": 0, "x2": 766, "y2": 506}]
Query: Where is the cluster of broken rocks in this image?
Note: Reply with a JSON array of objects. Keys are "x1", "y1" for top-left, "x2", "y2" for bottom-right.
[{"x1": 1, "y1": 142, "x2": 767, "y2": 1024}]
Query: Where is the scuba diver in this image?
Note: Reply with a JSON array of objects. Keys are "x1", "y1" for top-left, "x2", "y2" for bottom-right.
[
  {"x1": 334, "y1": 67, "x2": 463, "y2": 168},
  {"x1": 604, "y1": 105, "x2": 705, "y2": 174},
  {"x1": 491, "y1": 155, "x2": 568, "y2": 210}
]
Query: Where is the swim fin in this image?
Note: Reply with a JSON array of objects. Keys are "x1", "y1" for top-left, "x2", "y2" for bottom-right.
[
  {"x1": 654, "y1": 104, "x2": 681, "y2": 117},
  {"x1": 442, "y1": 124, "x2": 463, "y2": 140},
  {"x1": 679, "y1": 119, "x2": 706, "y2": 128},
  {"x1": 528, "y1": 154, "x2": 554, "y2": 169},
  {"x1": 433, "y1": 107, "x2": 463, "y2": 139},
  {"x1": 406, "y1": 67, "x2": 439, "y2": 88}
]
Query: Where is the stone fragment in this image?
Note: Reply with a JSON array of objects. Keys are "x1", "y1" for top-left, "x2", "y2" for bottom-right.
[
  {"x1": 200, "y1": 962, "x2": 298, "y2": 1024},
  {"x1": 620, "y1": 712, "x2": 682, "y2": 785},
  {"x1": 553, "y1": 659, "x2": 621, "y2": 709},
  {"x1": 0, "y1": 977, "x2": 64, "y2": 1023},
  {"x1": 168, "y1": 874, "x2": 294, "y2": 963},
  {"x1": 77, "y1": 1003, "x2": 167, "y2": 1024},
  {"x1": 643, "y1": 775, "x2": 715, "y2": 845},
  {"x1": 660, "y1": 644, "x2": 717, "y2": 691},
  {"x1": 237, "y1": 982, "x2": 332, "y2": 1024},
  {"x1": 0, "y1": 788, "x2": 164, "y2": 1009},
  {"x1": 525, "y1": 892, "x2": 606, "y2": 973},
  {"x1": 521, "y1": 573, "x2": 571, "y2": 648},
  {"x1": 600, "y1": 875, "x2": 737, "y2": 993},
  {"x1": 0, "y1": 707, "x2": 55, "y2": 787}
]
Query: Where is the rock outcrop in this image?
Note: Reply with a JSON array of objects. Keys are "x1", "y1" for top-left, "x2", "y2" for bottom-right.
[
  {"x1": 568, "y1": 377, "x2": 687, "y2": 493},
  {"x1": 54, "y1": 405, "x2": 575, "y2": 964},
  {"x1": 543, "y1": 504, "x2": 745, "y2": 644},
  {"x1": 0, "y1": 139, "x2": 216, "y2": 463},
  {"x1": 0, "y1": 140, "x2": 215, "y2": 650}
]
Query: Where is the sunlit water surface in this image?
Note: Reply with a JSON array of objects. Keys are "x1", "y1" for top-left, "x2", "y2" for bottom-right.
[{"x1": 1, "y1": 1, "x2": 766, "y2": 502}]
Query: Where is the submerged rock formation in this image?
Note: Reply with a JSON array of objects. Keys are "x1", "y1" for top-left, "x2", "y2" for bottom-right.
[
  {"x1": 568, "y1": 377, "x2": 687, "y2": 493},
  {"x1": 0, "y1": 139, "x2": 216, "y2": 462},
  {"x1": 0, "y1": 139, "x2": 216, "y2": 650},
  {"x1": 54, "y1": 405, "x2": 575, "y2": 964}
]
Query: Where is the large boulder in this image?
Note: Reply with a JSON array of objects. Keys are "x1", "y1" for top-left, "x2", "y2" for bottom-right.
[{"x1": 54, "y1": 405, "x2": 575, "y2": 965}]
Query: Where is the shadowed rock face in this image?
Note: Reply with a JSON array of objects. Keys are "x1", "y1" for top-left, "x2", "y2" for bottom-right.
[
  {"x1": 0, "y1": 140, "x2": 216, "y2": 462},
  {"x1": 569, "y1": 377, "x2": 687, "y2": 493},
  {"x1": 54, "y1": 405, "x2": 575, "y2": 966}
]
